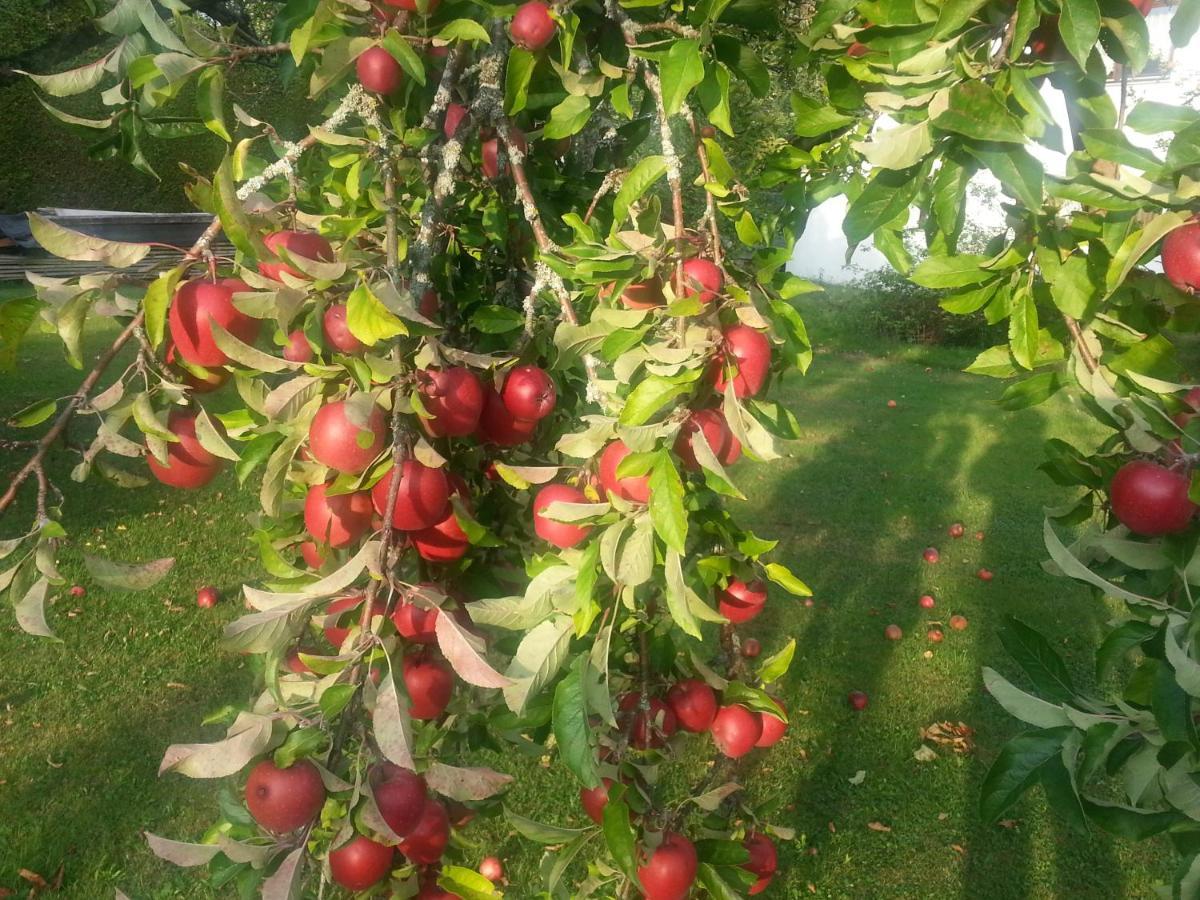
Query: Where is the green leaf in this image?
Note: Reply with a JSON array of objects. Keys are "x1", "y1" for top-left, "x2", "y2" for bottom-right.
[
  {"x1": 763, "y1": 562, "x2": 811, "y2": 596},
  {"x1": 697, "y1": 64, "x2": 733, "y2": 136},
  {"x1": 83, "y1": 554, "x2": 175, "y2": 591},
  {"x1": 273, "y1": 727, "x2": 325, "y2": 769},
  {"x1": 8, "y1": 399, "x2": 58, "y2": 429},
  {"x1": 1081, "y1": 797, "x2": 1182, "y2": 838},
  {"x1": 619, "y1": 372, "x2": 697, "y2": 426},
  {"x1": 544, "y1": 94, "x2": 592, "y2": 139},
  {"x1": 320, "y1": 683, "x2": 357, "y2": 719},
  {"x1": 553, "y1": 656, "x2": 601, "y2": 789},
  {"x1": 611, "y1": 156, "x2": 668, "y2": 229},
  {"x1": 1127, "y1": 101, "x2": 1200, "y2": 135},
  {"x1": 194, "y1": 408, "x2": 240, "y2": 462},
  {"x1": 27, "y1": 213, "x2": 149, "y2": 268},
  {"x1": 472, "y1": 305, "x2": 524, "y2": 334},
  {"x1": 934, "y1": 0, "x2": 989, "y2": 37},
  {"x1": 1008, "y1": 287, "x2": 1038, "y2": 371},
  {"x1": 910, "y1": 254, "x2": 995, "y2": 289},
  {"x1": 1171, "y1": 0, "x2": 1200, "y2": 47},
  {"x1": 504, "y1": 47, "x2": 536, "y2": 115},
  {"x1": 998, "y1": 617, "x2": 1076, "y2": 703},
  {"x1": 15, "y1": 575, "x2": 56, "y2": 639},
  {"x1": 934, "y1": 83, "x2": 1027, "y2": 144},
  {"x1": 1107, "y1": 211, "x2": 1189, "y2": 295},
  {"x1": 143, "y1": 265, "x2": 184, "y2": 349},
  {"x1": 602, "y1": 784, "x2": 638, "y2": 882},
  {"x1": 648, "y1": 454, "x2": 687, "y2": 554},
  {"x1": 438, "y1": 866, "x2": 499, "y2": 900},
  {"x1": 966, "y1": 144, "x2": 1044, "y2": 208},
  {"x1": 664, "y1": 550, "x2": 702, "y2": 639},
  {"x1": 659, "y1": 39, "x2": 705, "y2": 117},
  {"x1": 505, "y1": 807, "x2": 590, "y2": 844},
  {"x1": 790, "y1": 93, "x2": 855, "y2": 138},
  {"x1": 18, "y1": 50, "x2": 114, "y2": 97},
  {"x1": 757, "y1": 638, "x2": 796, "y2": 684},
  {"x1": 982, "y1": 667, "x2": 1071, "y2": 727},
  {"x1": 1059, "y1": 0, "x2": 1102, "y2": 69},
  {"x1": 998, "y1": 372, "x2": 1064, "y2": 410},
  {"x1": 213, "y1": 154, "x2": 263, "y2": 260},
  {"x1": 434, "y1": 19, "x2": 491, "y2": 43},
  {"x1": 979, "y1": 727, "x2": 1071, "y2": 821},
  {"x1": 1081, "y1": 129, "x2": 1162, "y2": 170},
  {"x1": 346, "y1": 281, "x2": 406, "y2": 346},
  {"x1": 852, "y1": 121, "x2": 933, "y2": 171},
  {"x1": 210, "y1": 319, "x2": 293, "y2": 373},
  {"x1": 843, "y1": 164, "x2": 926, "y2": 247},
  {"x1": 196, "y1": 66, "x2": 229, "y2": 141},
  {"x1": 0, "y1": 295, "x2": 42, "y2": 373},
  {"x1": 381, "y1": 29, "x2": 426, "y2": 86}
]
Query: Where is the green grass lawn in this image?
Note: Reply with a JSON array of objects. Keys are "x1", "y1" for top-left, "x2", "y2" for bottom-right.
[{"x1": 0, "y1": 293, "x2": 1172, "y2": 899}]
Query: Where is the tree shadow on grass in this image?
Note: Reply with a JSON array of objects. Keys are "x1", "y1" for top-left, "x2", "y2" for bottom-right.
[{"x1": 732, "y1": 350, "x2": 1151, "y2": 898}]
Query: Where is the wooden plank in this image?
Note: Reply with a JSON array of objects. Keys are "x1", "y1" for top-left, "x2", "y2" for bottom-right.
[{"x1": 0, "y1": 242, "x2": 237, "y2": 282}]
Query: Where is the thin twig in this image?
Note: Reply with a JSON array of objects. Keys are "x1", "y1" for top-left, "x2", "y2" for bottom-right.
[
  {"x1": 222, "y1": 42, "x2": 291, "y2": 64},
  {"x1": 683, "y1": 106, "x2": 722, "y2": 266},
  {"x1": 1063, "y1": 315, "x2": 1099, "y2": 375}
]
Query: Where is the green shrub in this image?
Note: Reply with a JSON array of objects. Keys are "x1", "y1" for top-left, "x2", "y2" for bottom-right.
[{"x1": 853, "y1": 268, "x2": 999, "y2": 347}]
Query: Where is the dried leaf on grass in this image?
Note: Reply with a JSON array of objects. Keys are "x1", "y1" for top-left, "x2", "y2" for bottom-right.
[{"x1": 920, "y1": 721, "x2": 974, "y2": 754}]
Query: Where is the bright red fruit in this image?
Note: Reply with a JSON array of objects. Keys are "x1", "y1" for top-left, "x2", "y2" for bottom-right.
[
  {"x1": 950, "y1": 614, "x2": 969, "y2": 631},
  {"x1": 1165, "y1": 223, "x2": 1200, "y2": 291},
  {"x1": 371, "y1": 461, "x2": 452, "y2": 531},
  {"x1": 329, "y1": 834, "x2": 394, "y2": 891},
  {"x1": 69, "y1": 585, "x2": 85, "y2": 598},
  {"x1": 1110, "y1": 460, "x2": 1197, "y2": 536},
  {"x1": 919, "y1": 594, "x2": 936, "y2": 609},
  {"x1": 847, "y1": 40, "x2": 869, "y2": 57},
  {"x1": 923, "y1": 546, "x2": 940, "y2": 563},
  {"x1": 756, "y1": 699, "x2": 787, "y2": 748},
  {"x1": 884, "y1": 623, "x2": 902, "y2": 641},
  {"x1": 618, "y1": 693, "x2": 678, "y2": 749},
  {"x1": 412, "y1": 508, "x2": 469, "y2": 562},
  {"x1": 444, "y1": 102, "x2": 468, "y2": 139},
  {"x1": 977, "y1": 569, "x2": 993, "y2": 582},
  {"x1": 502, "y1": 365, "x2": 557, "y2": 420},
  {"x1": 147, "y1": 409, "x2": 224, "y2": 490},
  {"x1": 666, "y1": 679, "x2": 718, "y2": 733},
  {"x1": 321, "y1": 302, "x2": 366, "y2": 354},
  {"x1": 637, "y1": 831, "x2": 697, "y2": 900},
  {"x1": 580, "y1": 777, "x2": 615, "y2": 824},
  {"x1": 244, "y1": 759, "x2": 326, "y2": 833},
  {"x1": 398, "y1": 798, "x2": 451, "y2": 864},
  {"x1": 743, "y1": 832, "x2": 778, "y2": 895},
  {"x1": 323, "y1": 594, "x2": 386, "y2": 648},
  {"x1": 300, "y1": 541, "x2": 327, "y2": 570},
  {"x1": 848, "y1": 690, "x2": 869, "y2": 710},
  {"x1": 674, "y1": 407, "x2": 741, "y2": 471},
  {"x1": 928, "y1": 628, "x2": 945, "y2": 643},
  {"x1": 419, "y1": 367, "x2": 485, "y2": 437},
  {"x1": 479, "y1": 856, "x2": 504, "y2": 882},
  {"x1": 403, "y1": 656, "x2": 454, "y2": 720},
  {"x1": 304, "y1": 482, "x2": 374, "y2": 549},
  {"x1": 416, "y1": 882, "x2": 459, "y2": 900},
  {"x1": 608, "y1": 277, "x2": 665, "y2": 309},
  {"x1": 196, "y1": 586, "x2": 219, "y2": 608},
  {"x1": 710, "y1": 704, "x2": 762, "y2": 758},
  {"x1": 948, "y1": 522, "x2": 965, "y2": 538},
  {"x1": 477, "y1": 389, "x2": 537, "y2": 446},
  {"x1": 717, "y1": 578, "x2": 767, "y2": 624},
  {"x1": 510, "y1": 1, "x2": 557, "y2": 50},
  {"x1": 356, "y1": 46, "x2": 403, "y2": 94},
  {"x1": 383, "y1": 0, "x2": 442, "y2": 10},
  {"x1": 259, "y1": 230, "x2": 334, "y2": 282},
  {"x1": 168, "y1": 278, "x2": 257, "y2": 367},
  {"x1": 282, "y1": 329, "x2": 313, "y2": 363},
  {"x1": 598, "y1": 440, "x2": 650, "y2": 504},
  {"x1": 374, "y1": 763, "x2": 428, "y2": 837},
  {"x1": 681, "y1": 258, "x2": 723, "y2": 304},
  {"x1": 480, "y1": 128, "x2": 526, "y2": 179},
  {"x1": 308, "y1": 400, "x2": 387, "y2": 474},
  {"x1": 392, "y1": 599, "x2": 440, "y2": 644},
  {"x1": 886, "y1": 399, "x2": 898, "y2": 408},
  {"x1": 742, "y1": 638, "x2": 761, "y2": 658},
  {"x1": 713, "y1": 325, "x2": 771, "y2": 399},
  {"x1": 533, "y1": 484, "x2": 593, "y2": 548},
  {"x1": 285, "y1": 648, "x2": 313, "y2": 674}
]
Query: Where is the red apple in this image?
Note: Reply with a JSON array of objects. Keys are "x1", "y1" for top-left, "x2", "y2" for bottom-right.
[
  {"x1": 533, "y1": 484, "x2": 593, "y2": 548},
  {"x1": 308, "y1": 400, "x2": 387, "y2": 474},
  {"x1": 618, "y1": 693, "x2": 678, "y2": 749},
  {"x1": 610, "y1": 277, "x2": 665, "y2": 310},
  {"x1": 847, "y1": 41, "x2": 869, "y2": 57},
  {"x1": 403, "y1": 656, "x2": 454, "y2": 720},
  {"x1": 444, "y1": 102, "x2": 468, "y2": 139},
  {"x1": 322, "y1": 302, "x2": 366, "y2": 354},
  {"x1": 949, "y1": 522, "x2": 965, "y2": 538},
  {"x1": 411, "y1": 507, "x2": 469, "y2": 562},
  {"x1": 259, "y1": 230, "x2": 334, "y2": 282},
  {"x1": 323, "y1": 594, "x2": 386, "y2": 648},
  {"x1": 299, "y1": 541, "x2": 327, "y2": 570},
  {"x1": 598, "y1": 440, "x2": 650, "y2": 504},
  {"x1": 392, "y1": 599, "x2": 440, "y2": 644},
  {"x1": 974, "y1": 530, "x2": 985, "y2": 541},
  {"x1": 637, "y1": 831, "x2": 697, "y2": 900},
  {"x1": 919, "y1": 594, "x2": 936, "y2": 609},
  {"x1": 681, "y1": 258, "x2": 723, "y2": 304},
  {"x1": 479, "y1": 856, "x2": 503, "y2": 883},
  {"x1": 477, "y1": 389, "x2": 538, "y2": 446},
  {"x1": 977, "y1": 568, "x2": 994, "y2": 582},
  {"x1": 371, "y1": 461, "x2": 452, "y2": 531},
  {"x1": 374, "y1": 763, "x2": 428, "y2": 837},
  {"x1": 356, "y1": 46, "x2": 403, "y2": 94},
  {"x1": 1110, "y1": 460, "x2": 1196, "y2": 536},
  {"x1": 168, "y1": 278, "x2": 258, "y2": 367},
  {"x1": 244, "y1": 758, "x2": 326, "y2": 833},
  {"x1": 848, "y1": 690, "x2": 869, "y2": 710},
  {"x1": 674, "y1": 407, "x2": 741, "y2": 471},
  {"x1": 480, "y1": 127, "x2": 527, "y2": 179},
  {"x1": 502, "y1": 364, "x2": 556, "y2": 421},
  {"x1": 416, "y1": 881, "x2": 458, "y2": 900},
  {"x1": 756, "y1": 699, "x2": 787, "y2": 748},
  {"x1": 742, "y1": 638, "x2": 761, "y2": 658},
  {"x1": 1164, "y1": 223, "x2": 1200, "y2": 292},
  {"x1": 383, "y1": 0, "x2": 442, "y2": 10},
  {"x1": 419, "y1": 367, "x2": 485, "y2": 437},
  {"x1": 923, "y1": 547, "x2": 939, "y2": 563},
  {"x1": 928, "y1": 628, "x2": 944, "y2": 643},
  {"x1": 712, "y1": 325, "x2": 771, "y2": 399},
  {"x1": 717, "y1": 578, "x2": 767, "y2": 624},
  {"x1": 147, "y1": 409, "x2": 224, "y2": 490},
  {"x1": 580, "y1": 777, "x2": 615, "y2": 824},
  {"x1": 743, "y1": 832, "x2": 778, "y2": 896},
  {"x1": 196, "y1": 586, "x2": 219, "y2": 608},
  {"x1": 304, "y1": 482, "x2": 374, "y2": 549},
  {"x1": 950, "y1": 614, "x2": 969, "y2": 631},
  {"x1": 282, "y1": 329, "x2": 313, "y2": 363},
  {"x1": 69, "y1": 585, "x2": 85, "y2": 598},
  {"x1": 887, "y1": 399, "x2": 898, "y2": 408},
  {"x1": 710, "y1": 704, "x2": 762, "y2": 758},
  {"x1": 398, "y1": 798, "x2": 450, "y2": 864},
  {"x1": 665, "y1": 679, "x2": 718, "y2": 733},
  {"x1": 510, "y1": 1, "x2": 556, "y2": 50},
  {"x1": 884, "y1": 624, "x2": 902, "y2": 641},
  {"x1": 329, "y1": 834, "x2": 394, "y2": 891}
]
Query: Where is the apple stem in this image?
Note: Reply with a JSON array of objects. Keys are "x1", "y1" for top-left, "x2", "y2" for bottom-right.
[{"x1": 683, "y1": 106, "x2": 723, "y2": 267}]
